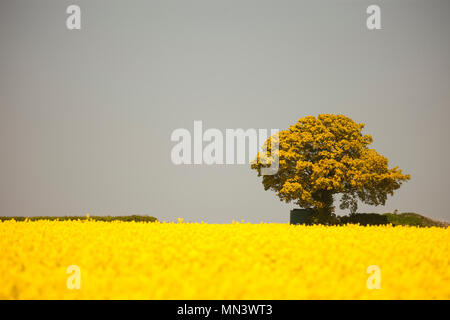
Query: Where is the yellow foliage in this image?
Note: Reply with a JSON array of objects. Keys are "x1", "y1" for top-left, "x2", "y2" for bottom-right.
[
  {"x1": 0, "y1": 220, "x2": 449, "y2": 299},
  {"x1": 252, "y1": 114, "x2": 410, "y2": 213}
]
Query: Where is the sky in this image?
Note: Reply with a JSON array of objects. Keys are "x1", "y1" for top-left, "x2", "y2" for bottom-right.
[{"x1": 1, "y1": 0, "x2": 449, "y2": 223}]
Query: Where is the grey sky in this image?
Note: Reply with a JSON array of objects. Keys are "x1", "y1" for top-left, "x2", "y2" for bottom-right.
[{"x1": 1, "y1": 0, "x2": 449, "y2": 223}]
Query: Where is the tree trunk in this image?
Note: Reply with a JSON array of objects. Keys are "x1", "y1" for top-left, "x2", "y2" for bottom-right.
[{"x1": 312, "y1": 190, "x2": 337, "y2": 224}]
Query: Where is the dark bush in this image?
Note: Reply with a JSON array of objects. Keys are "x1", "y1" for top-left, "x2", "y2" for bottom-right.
[
  {"x1": 290, "y1": 208, "x2": 340, "y2": 225},
  {"x1": 339, "y1": 213, "x2": 389, "y2": 226}
]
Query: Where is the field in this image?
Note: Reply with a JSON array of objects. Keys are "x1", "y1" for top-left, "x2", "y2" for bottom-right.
[{"x1": 1, "y1": 220, "x2": 449, "y2": 299}]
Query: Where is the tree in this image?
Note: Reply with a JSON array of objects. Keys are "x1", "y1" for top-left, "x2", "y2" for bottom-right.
[{"x1": 251, "y1": 114, "x2": 410, "y2": 223}]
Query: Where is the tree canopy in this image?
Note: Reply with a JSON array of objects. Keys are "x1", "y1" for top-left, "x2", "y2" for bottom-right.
[{"x1": 251, "y1": 114, "x2": 410, "y2": 221}]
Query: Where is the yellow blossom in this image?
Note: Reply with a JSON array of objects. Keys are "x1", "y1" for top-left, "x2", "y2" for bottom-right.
[{"x1": 0, "y1": 220, "x2": 448, "y2": 299}]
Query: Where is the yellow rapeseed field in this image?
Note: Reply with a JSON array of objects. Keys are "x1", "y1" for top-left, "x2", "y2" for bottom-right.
[{"x1": 0, "y1": 220, "x2": 449, "y2": 299}]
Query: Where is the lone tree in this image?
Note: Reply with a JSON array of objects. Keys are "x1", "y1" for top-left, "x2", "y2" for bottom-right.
[{"x1": 251, "y1": 114, "x2": 410, "y2": 223}]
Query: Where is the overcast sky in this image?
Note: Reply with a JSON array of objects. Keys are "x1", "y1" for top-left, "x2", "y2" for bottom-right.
[{"x1": 1, "y1": 0, "x2": 449, "y2": 223}]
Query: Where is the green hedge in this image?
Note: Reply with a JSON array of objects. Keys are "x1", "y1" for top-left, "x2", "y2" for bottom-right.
[
  {"x1": 339, "y1": 212, "x2": 448, "y2": 227},
  {"x1": 384, "y1": 212, "x2": 448, "y2": 227},
  {"x1": 0, "y1": 215, "x2": 158, "y2": 222}
]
